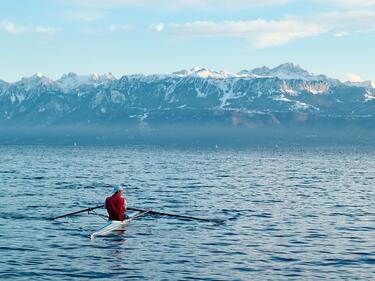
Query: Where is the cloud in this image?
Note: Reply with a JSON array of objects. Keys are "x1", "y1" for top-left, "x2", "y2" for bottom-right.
[
  {"x1": 65, "y1": 10, "x2": 106, "y2": 21},
  {"x1": 171, "y1": 19, "x2": 325, "y2": 48},
  {"x1": 320, "y1": 0, "x2": 375, "y2": 7},
  {"x1": 152, "y1": 0, "x2": 293, "y2": 9},
  {"x1": 64, "y1": 0, "x2": 293, "y2": 10},
  {"x1": 344, "y1": 73, "x2": 363, "y2": 82},
  {"x1": 164, "y1": 9, "x2": 375, "y2": 48},
  {"x1": 77, "y1": 24, "x2": 132, "y2": 35},
  {"x1": 1, "y1": 20, "x2": 26, "y2": 34},
  {"x1": 1, "y1": 20, "x2": 57, "y2": 37},
  {"x1": 334, "y1": 31, "x2": 349, "y2": 37},
  {"x1": 316, "y1": 10, "x2": 375, "y2": 36},
  {"x1": 109, "y1": 24, "x2": 132, "y2": 32},
  {"x1": 149, "y1": 23, "x2": 165, "y2": 32},
  {"x1": 35, "y1": 26, "x2": 56, "y2": 37}
]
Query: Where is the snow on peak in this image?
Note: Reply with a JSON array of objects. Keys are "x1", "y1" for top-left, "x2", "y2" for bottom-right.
[
  {"x1": 275, "y1": 62, "x2": 309, "y2": 73},
  {"x1": 364, "y1": 89, "x2": 375, "y2": 101},
  {"x1": 25, "y1": 73, "x2": 49, "y2": 80},
  {"x1": 18, "y1": 73, "x2": 53, "y2": 89},
  {"x1": 90, "y1": 72, "x2": 116, "y2": 82},
  {"x1": 34, "y1": 73, "x2": 45, "y2": 78},
  {"x1": 345, "y1": 80, "x2": 375, "y2": 89},
  {"x1": 172, "y1": 67, "x2": 234, "y2": 78},
  {"x1": 57, "y1": 72, "x2": 116, "y2": 92},
  {"x1": 103, "y1": 72, "x2": 116, "y2": 80},
  {"x1": 91, "y1": 73, "x2": 100, "y2": 80},
  {"x1": 239, "y1": 63, "x2": 327, "y2": 81}
]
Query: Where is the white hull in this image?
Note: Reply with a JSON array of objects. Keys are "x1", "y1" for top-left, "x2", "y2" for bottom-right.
[{"x1": 90, "y1": 211, "x2": 149, "y2": 239}]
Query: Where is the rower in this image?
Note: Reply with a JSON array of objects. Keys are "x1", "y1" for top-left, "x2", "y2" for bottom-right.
[{"x1": 105, "y1": 184, "x2": 128, "y2": 221}]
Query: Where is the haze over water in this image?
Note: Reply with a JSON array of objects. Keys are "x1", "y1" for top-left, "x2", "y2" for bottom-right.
[{"x1": 1, "y1": 145, "x2": 374, "y2": 280}]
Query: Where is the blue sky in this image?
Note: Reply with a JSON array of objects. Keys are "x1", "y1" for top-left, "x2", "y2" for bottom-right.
[{"x1": 0, "y1": 0, "x2": 374, "y2": 82}]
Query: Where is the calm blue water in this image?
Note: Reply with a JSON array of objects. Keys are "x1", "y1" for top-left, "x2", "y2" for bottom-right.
[{"x1": 0, "y1": 145, "x2": 374, "y2": 280}]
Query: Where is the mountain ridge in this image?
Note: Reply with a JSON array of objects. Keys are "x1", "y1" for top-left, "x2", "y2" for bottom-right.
[
  {"x1": 1, "y1": 62, "x2": 363, "y2": 84},
  {"x1": 2, "y1": 63, "x2": 374, "y2": 90},
  {"x1": 1, "y1": 62, "x2": 375, "y2": 144}
]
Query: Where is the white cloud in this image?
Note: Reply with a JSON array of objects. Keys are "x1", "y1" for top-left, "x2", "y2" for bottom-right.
[
  {"x1": 316, "y1": 10, "x2": 375, "y2": 37},
  {"x1": 164, "y1": 9, "x2": 375, "y2": 48},
  {"x1": 64, "y1": 0, "x2": 293, "y2": 10},
  {"x1": 320, "y1": 10, "x2": 375, "y2": 26},
  {"x1": 66, "y1": 10, "x2": 106, "y2": 21},
  {"x1": 150, "y1": 23, "x2": 165, "y2": 32},
  {"x1": 320, "y1": 0, "x2": 375, "y2": 7},
  {"x1": 344, "y1": 73, "x2": 363, "y2": 82},
  {"x1": 171, "y1": 19, "x2": 325, "y2": 48},
  {"x1": 109, "y1": 24, "x2": 132, "y2": 32},
  {"x1": 154, "y1": 0, "x2": 293, "y2": 9},
  {"x1": 1, "y1": 20, "x2": 26, "y2": 34},
  {"x1": 77, "y1": 24, "x2": 132, "y2": 35},
  {"x1": 35, "y1": 26, "x2": 56, "y2": 37},
  {"x1": 334, "y1": 31, "x2": 349, "y2": 37},
  {"x1": 1, "y1": 20, "x2": 57, "y2": 37}
]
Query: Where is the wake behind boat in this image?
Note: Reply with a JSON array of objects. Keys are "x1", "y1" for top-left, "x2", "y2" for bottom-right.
[{"x1": 90, "y1": 210, "x2": 151, "y2": 239}]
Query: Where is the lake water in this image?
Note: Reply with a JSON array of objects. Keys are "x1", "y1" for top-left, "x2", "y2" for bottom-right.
[{"x1": 0, "y1": 145, "x2": 374, "y2": 280}]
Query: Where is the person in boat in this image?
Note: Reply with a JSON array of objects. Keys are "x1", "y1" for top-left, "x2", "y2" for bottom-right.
[{"x1": 105, "y1": 185, "x2": 128, "y2": 221}]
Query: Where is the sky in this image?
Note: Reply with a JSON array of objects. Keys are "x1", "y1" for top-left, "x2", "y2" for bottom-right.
[{"x1": 0, "y1": 0, "x2": 374, "y2": 82}]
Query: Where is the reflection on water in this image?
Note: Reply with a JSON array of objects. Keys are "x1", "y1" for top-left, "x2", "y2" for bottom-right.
[{"x1": 0, "y1": 145, "x2": 375, "y2": 280}]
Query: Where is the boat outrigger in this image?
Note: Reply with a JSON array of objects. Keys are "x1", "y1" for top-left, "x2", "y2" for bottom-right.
[
  {"x1": 90, "y1": 210, "x2": 151, "y2": 239},
  {"x1": 50, "y1": 205, "x2": 216, "y2": 239}
]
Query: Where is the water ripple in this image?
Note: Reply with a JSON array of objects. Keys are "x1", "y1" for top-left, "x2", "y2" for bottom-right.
[{"x1": 0, "y1": 145, "x2": 374, "y2": 280}]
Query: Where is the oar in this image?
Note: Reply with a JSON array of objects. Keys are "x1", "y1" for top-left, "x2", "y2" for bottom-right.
[
  {"x1": 127, "y1": 207, "x2": 212, "y2": 222},
  {"x1": 50, "y1": 204, "x2": 104, "y2": 220},
  {"x1": 50, "y1": 205, "x2": 219, "y2": 223}
]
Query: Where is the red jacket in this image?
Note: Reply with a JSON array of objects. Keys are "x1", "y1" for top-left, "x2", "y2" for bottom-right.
[{"x1": 105, "y1": 193, "x2": 127, "y2": 221}]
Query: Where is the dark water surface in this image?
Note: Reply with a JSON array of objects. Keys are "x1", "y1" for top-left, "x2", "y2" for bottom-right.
[{"x1": 0, "y1": 145, "x2": 374, "y2": 280}]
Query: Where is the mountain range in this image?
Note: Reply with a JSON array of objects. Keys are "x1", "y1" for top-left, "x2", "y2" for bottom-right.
[{"x1": 1, "y1": 63, "x2": 375, "y2": 145}]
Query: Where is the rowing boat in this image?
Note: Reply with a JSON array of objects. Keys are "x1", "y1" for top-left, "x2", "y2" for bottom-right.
[{"x1": 90, "y1": 210, "x2": 150, "y2": 239}]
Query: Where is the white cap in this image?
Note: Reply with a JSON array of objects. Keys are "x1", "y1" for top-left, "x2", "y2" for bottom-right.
[{"x1": 113, "y1": 184, "x2": 124, "y2": 193}]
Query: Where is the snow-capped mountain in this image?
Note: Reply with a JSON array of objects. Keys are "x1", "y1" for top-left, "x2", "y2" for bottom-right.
[
  {"x1": 344, "y1": 80, "x2": 375, "y2": 89},
  {"x1": 238, "y1": 63, "x2": 330, "y2": 81},
  {"x1": 16, "y1": 73, "x2": 55, "y2": 90},
  {"x1": 0, "y1": 63, "x2": 374, "y2": 144},
  {"x1": 172, "y1": 67, "x2": 235, "y2": 79},
  {"x1": 172, "y1": 63, "x2": 331, "y2": 80},
  {"x1": 57, "y1": 72, "x2": 116, "y2": 92}
]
